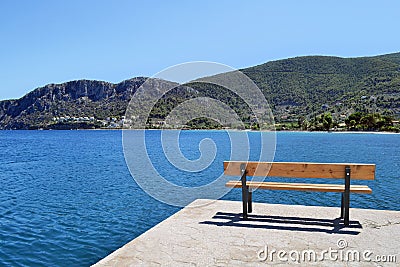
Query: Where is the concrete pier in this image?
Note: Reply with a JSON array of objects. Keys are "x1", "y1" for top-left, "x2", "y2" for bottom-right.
[{"x1": 94, "y1": 199, "x2": 399, "y2": 266}]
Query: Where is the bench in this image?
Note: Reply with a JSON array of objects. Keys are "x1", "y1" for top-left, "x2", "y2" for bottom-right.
[{"x1": 224, "y1": 161, "x2": 375, "y2": 226}]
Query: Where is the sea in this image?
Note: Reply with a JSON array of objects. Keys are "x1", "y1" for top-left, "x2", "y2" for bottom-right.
[{"x1": 0, "y1": 130, "x2": 399, "y2": 266}]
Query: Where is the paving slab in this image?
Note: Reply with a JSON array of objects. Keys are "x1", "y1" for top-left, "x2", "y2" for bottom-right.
[{"x1": 94, "y1": 199, "x2": 400, "y2": 266}]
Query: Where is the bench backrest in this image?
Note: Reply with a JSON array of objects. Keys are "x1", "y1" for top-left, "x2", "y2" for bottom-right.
[{"x1": 224, "y1": 161, "x2": 375, "y2": 180}]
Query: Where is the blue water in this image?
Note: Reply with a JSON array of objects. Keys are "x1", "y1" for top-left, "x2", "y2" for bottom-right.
[{"x1": 0, "y1": 130, "x2": 398, "y2": 266}]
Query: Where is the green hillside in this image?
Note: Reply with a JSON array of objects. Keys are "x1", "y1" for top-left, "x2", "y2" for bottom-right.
[{"x1": 240, "y1": 53, "x2": 400, "y2": 124}]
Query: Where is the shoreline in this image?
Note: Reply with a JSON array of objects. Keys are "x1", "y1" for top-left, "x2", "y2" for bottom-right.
[{"x1": 1, "y1": 128, "x2": 399, "y2": 134}]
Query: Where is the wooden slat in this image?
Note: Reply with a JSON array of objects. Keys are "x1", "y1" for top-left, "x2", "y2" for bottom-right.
[
  {"x1": 225, "y1": 181, "x2": 372, "y2": 194},
  {"x1": 224, "y1": 161, "x2": 375, "y2": 180}
]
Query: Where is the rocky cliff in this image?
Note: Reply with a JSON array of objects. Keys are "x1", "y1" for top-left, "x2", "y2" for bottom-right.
[{"x1": 0, "y1": 78, "x2": 147, "y2": 129}]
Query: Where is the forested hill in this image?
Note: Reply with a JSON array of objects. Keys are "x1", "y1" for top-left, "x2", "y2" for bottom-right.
[
  {"x1": 0, "y1": 52, "x2": 399, "y2": 129},
  {"x1": 240, "y1": 53, "x2": 400, "y2": 123}
]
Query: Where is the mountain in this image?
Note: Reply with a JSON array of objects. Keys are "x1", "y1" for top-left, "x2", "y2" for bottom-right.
[
  {"x1": 0, "y1": 78, "x2": 147, "y2": 129},
  {"x1": 0, "y1": 52, "x2": 399, "y2": 129},
  {"x1": 241, "y1": 53, "x2": 400, "y2": 122}
]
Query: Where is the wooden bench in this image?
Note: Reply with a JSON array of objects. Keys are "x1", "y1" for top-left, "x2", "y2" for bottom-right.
[{"x1": 224, "y1": 161, "x2": 375, "y2": 226}]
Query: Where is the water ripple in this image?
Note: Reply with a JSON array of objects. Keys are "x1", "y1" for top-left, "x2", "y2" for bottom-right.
[{"x1": 0, "y1": 130, "x2": 398, "y2": 266}]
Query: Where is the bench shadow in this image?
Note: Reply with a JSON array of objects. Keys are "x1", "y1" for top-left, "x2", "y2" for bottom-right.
[{"x1": 199, "y1": 212, "x2": 362, "y2": 235}]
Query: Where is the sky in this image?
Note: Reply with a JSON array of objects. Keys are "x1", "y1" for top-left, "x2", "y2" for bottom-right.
[{"x1": 0, "y1": 0, "x2": 399, "y2": 100}]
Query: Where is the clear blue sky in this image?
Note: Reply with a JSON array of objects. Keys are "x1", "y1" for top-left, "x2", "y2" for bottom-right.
[{"x1": 0, "y1": 0, "x2": 399, "y2": 100}]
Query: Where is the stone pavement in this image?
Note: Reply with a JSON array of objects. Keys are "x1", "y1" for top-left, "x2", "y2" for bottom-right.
[{"x1": 94, "y1": 199, "x2": 400, "y2": 266}]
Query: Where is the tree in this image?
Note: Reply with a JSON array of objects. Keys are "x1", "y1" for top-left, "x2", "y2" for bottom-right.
[
  {"x1": 345, "y1": 112, "x2": 364, "y2": 129},
  {"x1": 322, "y1": 112, "x2": 333, "y2": 131},
  {"x1": 360, "y1": 113, "x2": 377, "y2": 130}
]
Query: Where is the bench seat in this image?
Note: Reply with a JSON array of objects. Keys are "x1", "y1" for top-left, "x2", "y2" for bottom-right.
[{"x1": 225, "y1": 181, "x2": 372, "y2": 194}]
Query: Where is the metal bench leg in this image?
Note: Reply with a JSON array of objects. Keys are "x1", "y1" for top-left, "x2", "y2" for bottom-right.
[
  {"x1": 343, "y1": 166, "x2": 351, "y2": 226},
  {"x1": 340, "y1": 193, "x2": 344, "y2": 218},
  {"x1": 240, "y1": 164, "x2": 248, "y2": 219},
  {"x1": 248, "y1": 189, "x2": 252, "y2": 213}
]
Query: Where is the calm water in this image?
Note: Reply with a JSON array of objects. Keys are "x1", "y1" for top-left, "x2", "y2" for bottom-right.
[{"x1": 0, "y1": 130, "x2": 399, "y2": 266}]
